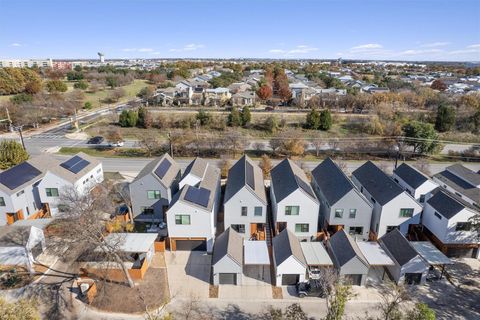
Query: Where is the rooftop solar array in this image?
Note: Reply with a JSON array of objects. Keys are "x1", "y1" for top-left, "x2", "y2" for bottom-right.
[
  {"x1": 295, "y1": 175, "x2": 315, "y2": 199},
  {"x1": 155, "y1": 158, "x2": 171, "y2": 179},
  {"x1": 0, "y1": 162, "x2": 42, "y2": 190},
  {"x1": 245, "y1": 161, "x2": 255, "y2": 190},
  {"x1": 60, "y1": 155, "x2": 90, "y2": 174},
  {"x1": 184, "y1": 186, "x2": 211, "y2": 208}
]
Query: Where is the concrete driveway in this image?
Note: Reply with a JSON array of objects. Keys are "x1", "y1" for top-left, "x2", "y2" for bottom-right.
[{"x1": 165, "y1": 251, "x2": 211, "y2": 299}]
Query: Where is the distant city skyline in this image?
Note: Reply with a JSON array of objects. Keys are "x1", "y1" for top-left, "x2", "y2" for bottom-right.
[{"x1": 1, "y1": 0, "x2": 479, "y2": 61}]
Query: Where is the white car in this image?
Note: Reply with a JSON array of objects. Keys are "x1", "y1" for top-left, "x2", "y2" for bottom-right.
[{"x1": 108, "y1": 141, "x2": 124, "y2": 147}]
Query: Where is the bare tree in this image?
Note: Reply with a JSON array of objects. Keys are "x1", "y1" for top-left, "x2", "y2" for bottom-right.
[
  {"x1": 137, "y1": 133, "x2": 162, "y2": 157},
  {"x1": 219, "y1": 157, "x2": 231, "y2": 179},
  {"x1": 317, "y1": 268, "x2": 354, "y2": 320},
  {"x1": 259, "y1": 154, "x2": 273, "y2": 178},
  {"x1": 110, "y1": 181, "x2": 134, "y2": 222},
  {"x1": 377, "y1": 283, "x2": 410, "y2": 320},
  {"x1": 413, "y1": 158, "x2": 431, "y2": 176}
]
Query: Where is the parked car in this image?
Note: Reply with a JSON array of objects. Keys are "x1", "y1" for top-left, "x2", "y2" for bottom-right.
[
  {"x1": 296, "y1": 280, "x2": 326, "y2": 298},
  {"x1": 88, "y1": 136, "x2": 104, "y2": 144},
  {"x1": 108, "y1": 141, "x2": 124, "y2": 147},
  {"x1": 265, "y1": 106, "x2": 275, "y2": 111}
]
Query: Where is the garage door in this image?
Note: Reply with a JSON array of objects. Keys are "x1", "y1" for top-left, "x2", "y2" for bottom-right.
[
  {"x1": 31, "y1": 242, "x2": 44, "y2": 260},
  {"x1": 405, "y1": 273, "x2": 422, "y2": 285},
  {"x1": 281, "y1": 274, "x2": 300, "y2": 286},
  {"x1": 344, "y1": 274, "x2": 362, "y2": 286},
  {"x1": 175, "y1": 240, "x2": 207, "y2": 251},
  {"x1": 219, "y1": 273, "x2": 237, "y2": 285}
]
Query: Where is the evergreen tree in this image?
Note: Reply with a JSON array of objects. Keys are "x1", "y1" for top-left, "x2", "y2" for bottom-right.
[
  {"x1": 227, "y1": 107, "x2": 242, "y2": 127},
  {"x1": 196, "y1": 109, "x2": 212, "y2": 126},
  {"x1": 241, "y1": 106, "x2": 252, "y2": 126},
  {"x1": 306, "y1": 108, "x2": 321, "y2": 129},
  {"x1": 435, "y1": 104, "x2": 456, "y2": 132},
  {"x1": 0, "y1": 140, "x2": 29, "y2": 170},
  {"x1": 319, "y1": 109, "x2": 333, "y2": 131}
]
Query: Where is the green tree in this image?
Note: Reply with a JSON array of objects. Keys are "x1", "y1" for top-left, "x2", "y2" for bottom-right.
[
  {"x1": 66, "y1": 71, "x2": 84, "y2": 81},
  {"x1": 196, "y1": 109, "x2": 212, "y2": 126},
  {"x1": 74, "y1": 65, "x2": 83, "y2": 72},
  {"x1": 472, "y1": 110, "x2": 480, "y2": 133},
  {"x1": 10, "y1": 93, "x2": 33, "y2": 105},
  {"x1": 83, "y1": 101, "x2": 93, "y2": 109},
  {"x1": 137, "y1": 86, "x2": 156, "y2": 100},
  {"x1": 119, "y1": 110, "x2": 138, "y2": 127},
  {"x1": 241, "y1": 106, "x2": 252, "y2": 126},
  {"x1": 264, "y1": 115, "x2": 279, "y2": 133},
  {"x1": 137, "y1": 107, "x2": 152, "y2": 128},
  {"x1": 73, "y1": 80, "x2": 88, "y2": 90},
  {"x1": 325, "y1": 284, "x2": 353, "y2": 320},
  {"x1": 227, "y1": 107, "x2": 242, "y2": 127},
  {"x1": 402, "y1": 121, "x2": 439, "y2": 154},
  {"x1": 46, "y1": 80, "x2": 68, "y2": 93},
  {"x1": 0, "y1": 140, "x2": 29, "y2": 170},
  {"x1": 407, "y1": 303, "x2": 436, "y2": 320},
  {"x1": 435, "y1": 104, "x2": 456, "y2": 132},
  {"x1": 319, "y1": 109, "x2": 332, "y2": 131},
  {"x1": 0, "y1": 297, "x2": 40, "y2": 320},
  {"x1": 305, "y1": 108, "x2": 321, "y2": 129},
  {"x1": 106, "y1": 76, "x2": 118, "y2": 88}
]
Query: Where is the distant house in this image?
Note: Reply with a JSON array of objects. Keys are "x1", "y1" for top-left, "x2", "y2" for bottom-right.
[
  {"x1": 392, "y1": 163, "x2": 438, "y2": 203},
  {"x1": 432, "y1": 164, "x2": 480, "y2": 208},
  {"x1": 326, "y1": 229, "x2": 369, "y2": 286},
  {"x1": 311, "y1": 158, "x2": 372, "y2": 240},
  {"x1": 270, "y1": 159, "x2": 320, "y2": 241},
  {"x1": 352, "y1": 161, "x2": 422, "y2": 238},
  {"x1": 422, "y1": 189, "x2": 479, "y2": 258},
  {"x1": 231, "y1": 91, "x2": 256, "y2": 107},
  {"x1": 204, "y1": 87, "x2": 231, "y2": 106},
  {"x1": 379, "y1": 229, "x2": 429, "y2": 285},
  {"x1": 166, "y1": 159, "x2": 221, "y2": 253},
  {"x1": 130, "y1": 154, "x2": 181, "y2": 222},
  {"x1": 272, "y1": 229, "x2": 307, "y2": 286},
  {"x1": 211, "y1": 227, "x2": 243, "y2": 285},
  {"x1": 223, "y1": 156, "x2": 267, "y2": 240},
  {"x1": 228, "y1": 82, "x2": 252, "y2": 94}
]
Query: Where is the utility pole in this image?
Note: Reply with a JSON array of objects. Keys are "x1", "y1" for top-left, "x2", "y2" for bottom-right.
[
  {"x1": 168, "y1": 132, "x2": 173, "y2": 157},
  {"x1": 12, "y1": 125, "x2": 26, "y2": 150},
  {"x1": 195, "y1": 119, "x2": 200, "y2": 156}
]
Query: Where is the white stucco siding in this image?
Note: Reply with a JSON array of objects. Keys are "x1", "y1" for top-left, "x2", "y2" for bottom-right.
[
  {"x1": 275, "y1": 255, "x2": 306, "y2": 285},
  {"x1": 445, "y1": 208, "x2": 478, "y2": 244},
  {"x1": 422, "y1": 204, "x2": 449, "y2": 242},
  {"x1": 377, "y1": 194, "x2": 422, "y2": 238},
  {"x1": 130, "y1": 174, "x2": 169, "y2": 219},
  {"x1": 276, "y1": 189, "x2": 319, "y2": 240},
  {"x1": 224, "y1": 187, "x2": 267, "y2": 237}
]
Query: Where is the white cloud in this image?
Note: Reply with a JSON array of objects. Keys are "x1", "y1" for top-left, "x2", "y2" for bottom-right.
[
  {"x1": 399, "y1": 48, "x2": 443, "y2": 55},
  {"x1": 350, "y1": 43, "x2": 383, "y2": 50},
  {"x1": 10, "y1": 43, "x2": 21, "y2": 47},
  {"x1": 467, "y1": 44, "x2": 480, "y2": 49},
  {"x1": 269, "y1": 45, "x2": 318, "y2": 56},
  {"x1": 138, "y1": 48, "x2": 154, "y2": 52},
  {"x1": 169, "y1": 43, "x2": 205, "y2": 52},
  {"x1": 121, "y1": 48, "x2": 154, "y2": 52},
  {"x1": 420, "y1": 42, "x2": 450, "y2": 48}
]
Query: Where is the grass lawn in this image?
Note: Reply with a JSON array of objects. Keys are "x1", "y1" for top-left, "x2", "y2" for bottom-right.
[{"x1": 83, "y1": 79, "x2": 148, "y2": 108}]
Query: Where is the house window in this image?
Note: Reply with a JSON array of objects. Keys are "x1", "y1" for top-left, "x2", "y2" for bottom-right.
[
  {"x1": 241, "y1": 206, "x2": 248, "y2": 216},
  {"x1": 17, "y1": 190, "x2": 25, "y2": 197},
  {"x1": 0, "y1": 197, "x2": 5, "y2": 206},
  {"x1": 147, "y1": 190, "x2": 161, "y2": 200},
  {"x1": 455, "y1": 222, "x2": 472, "y2": 231},
  {"x1": 386, "y1": 226, "x2": 398, "y2": 233},
  {"x1": 175, "y1": 215, "x2": 191, "y2": 225},
  {"x1": 399, "y1": 208, "x2": 414, "y2": 218},
  {"x1": 334, "y1": 209, "x2": 343, "y2": 218},
  {"x1": 285, "y1": 206, "x2": 300, "y2": 215},
  {"x1": 46, "y1": 188, "x2": 59, "y2": 197},
  {"x1": 419, "y1": 195, "x2": 426, "y2": 203},
  {"x1": 231, "y1": 224, "x2": 245, "y2": 233},
  {"x1": 349, "y1": 209, "x2": 357, "y2": 219},
  {"x1": 141, "y1": 206, "x2": 154, "y2": 215},
  {"x1": 349, "y1": 226, "x2": 363, "y2": 235},
  {"x1": 295, "y1": 224, "x2": 309, "y2": 233},
  {"x1": 254, "y1": 206, "x2": 263, "y2": 216},
  {"x1": 434, "y1": 212, "x2": 442, "y2": 220}
]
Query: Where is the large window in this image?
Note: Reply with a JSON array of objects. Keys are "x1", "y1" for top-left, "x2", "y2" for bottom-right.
[
  {"x1": 147, "y1": 190, "x2": 161, "y2": 200},
  {"x1": 285, "y1": 206, "x2": 299, "y2": 215},
  {"x1": 295, "y1": 224, "x2": 309, "y2": 233},
  {"x1": 141, "y1": 206, "x2": 154, "y2": 215},
  {"x1": 254, "y1": 206, "x2": 263, "y2": 216},
  {"x1": 349, "y1": 209, "x2": 357, "y2": 219},
  {"x1": 46, "y1": 188, "x2": 59, "y2": 197},
  {"x1": 175, "y1": 215, "x2": 191, "y2": 225},
  {"x1": 349, "y1": 226, "x2": 363, "y2": 235},
  {"x1": 455, "y1": 222, "x2": 472, "y2": 231},
  {"x1": 231, "y1": 224, "x2": 245, "y2": 233},
  {"x1": 0, "y1": 197, "x2": 5, "y2": 206},
  {"x1": 241, "y1": 206, "x2": 248, "y2": 216},
  {"x1": 399, "y1": 208, "x2": 414, "y2": 218},
  {"x1": 334, "y1": 209, "x2": 343, "y2": 218}
]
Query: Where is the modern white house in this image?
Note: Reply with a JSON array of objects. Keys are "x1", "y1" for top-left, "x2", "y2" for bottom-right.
[
  {"x1": 130, "y1": 154, "x2": 181, "y2": 222},
  {"x1": 392, "y1": 163, "x2": 438, "y2": 203},
  {"x1": 270, "y1": 159, "x2": 320, "y2": 241},
  {"x1": 433, "y1": 164, "x2": 480, "y2": 208},
  {"x1": 223, "y1": 155, "x2": 267, "y2": 240},
  {"x1": 379, "y1": 229, "x2": 429, "y2": 285},
  {"x1": 326, "y1": 229, "x2": 370, "y2": 286},
  {"x1": 422, "y1": 189, "x2": 479, "y2": 258},
  {"x1": 178, "y1": 157, "x2": 209, "y2": 190},
  {"x1": 311, "y1": 158, "x2": 373, "y2": 240},
  {"x1": 211, "y1": 227, "x2": 243, "y2": 285},
  {"x1": 272, "y1": 228, "x2": 307, "y2": 286},
  {"x1": 351, "y1": 161, "x2": 422, "y2": 238},
  {"x1": 166, "y1": 159, "x2": 221, "y2": 253}
]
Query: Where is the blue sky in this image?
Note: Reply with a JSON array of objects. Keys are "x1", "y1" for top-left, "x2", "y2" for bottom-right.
[{"x1": 1, "y1": 0, "x2": 479, "y2": 61}]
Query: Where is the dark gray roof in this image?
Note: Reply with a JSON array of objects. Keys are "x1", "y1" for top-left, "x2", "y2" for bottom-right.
[
  {"x1": 434, "y1": 169, "x2": 480, "y2": 204},
  {"x1": 446, "y1": 164, "x2": 480, "y2": 187},
  {"x1": 212, "y1": 227, "x2": 243, "y2": 266},
  {"x1": 427, "y1": 188, "x2": 469, "y2": 219},
  {"x1": 379, "y1": 229, "x2": 418, "y2": 266},
  {"x1": 311, "y1": 158, "x2": 354, "y2": 205},
  {"x1": 133, "y1": 153, "x2": 180, "y2": 188},
  {"x1": 328, "y1": 229, "x2": 368, "y2": 267},
  {"x1": 352, "y1": 161, "x2": 404, "y2": 205},
  {"x1": 272, "y1": 229, "x2": 306, "y2": 267},
  {"x1": 393, "y1": 163, "x2": 429, "y2": 189},
  {"x1": 223, "y1": 155, "x2": 267, "y2": 204},
  {"x1": 271, "y1": 159, "x2": 318, "y2": 203}
]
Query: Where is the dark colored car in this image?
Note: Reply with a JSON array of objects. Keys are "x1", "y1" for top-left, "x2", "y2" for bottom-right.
[
  {"x1": 88, "y1": 136, "x2": 104, "y2": 144},
  {"x1": 265, "y1": 106, "x2": 275, "y2": 111},
  {"x1": 296, "y1": 280, "x2": 326, "y2": 298}
]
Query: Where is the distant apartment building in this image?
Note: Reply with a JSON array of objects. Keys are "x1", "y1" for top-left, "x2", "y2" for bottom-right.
[{"x1": 0, "y1": 59, "x2": 53, "y2": 68}]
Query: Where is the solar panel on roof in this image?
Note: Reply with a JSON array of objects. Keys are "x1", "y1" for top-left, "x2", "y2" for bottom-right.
[
  {"x1": 295, "y1": 175, "x2": 315, "y2": 199},
  {"x1": 0, "y1": 162, "x2": 42, "y2": 190},
  {"x1": 60, "y1": 155, "x2": 90, "y2": 174},
  {"x1": 245, "y1": 161, "x2": 255, "y2": 190},
  {"x1": 184, "y1": 186, "x2": 210, "y2": 208},
  {"x1": 155, "y1": 158, "x2": 171, "y2": 179}
]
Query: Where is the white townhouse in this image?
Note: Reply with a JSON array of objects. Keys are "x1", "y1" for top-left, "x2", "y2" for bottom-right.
[
  {"x1": 178, "y1": 157, "x2": 209, "y2": 190},
  {"x1": 311, "y1": 158, "x2": 373, "y2": 240},
  {"x1": 166, "y1": 159, "x2": 221, "y2": 253},
  {"x1": 270, "y1": 159, "x2": 319, "y2": 241},
  {"x1": 433, "y1": 163, "x2": 480, "y2": 208},
  {"x1": 223, "y1": 155, "x2": 267, "y2": 240},
  {"x1": 351, "y1": 161, "x2": 422, "y2": 238},
  {"x1": 422, "y1": 189, "x2": 479, "y2": 258},
  {"x1": 272, "y1": 228, "x2": 307, "y2": 286},
  {"x1": 129, "y1": 154, "x2": 181, "y2": 222},
  {"x1": 392, "y1": 163, "x2": 438, "y2": 203}
]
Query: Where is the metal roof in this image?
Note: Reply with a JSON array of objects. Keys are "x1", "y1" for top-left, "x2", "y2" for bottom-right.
[
  {"x1": 357, "y1": 241, "x2": 395, "y2": 266},
  {"x1": 300, "y1": 242, "x2": 333, "y2": 266},
  {"x1": 410, "y1": 241, "x2": 453, "y2": 265},
  {"x1": 244, "y1": 240, "x2": 270, "y2": 265},
  {"x1": 101, "y1": 233, "x2": 158, "y2": 253}
]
